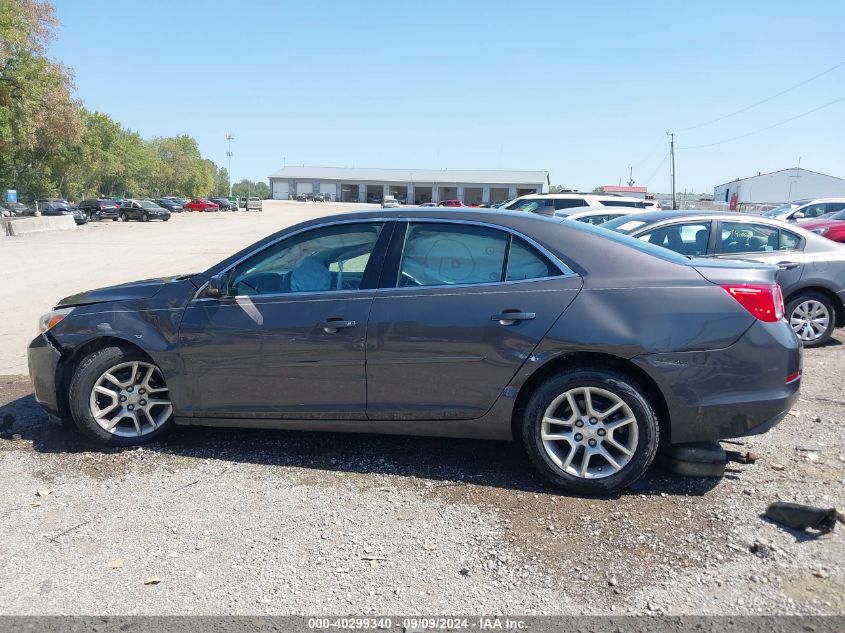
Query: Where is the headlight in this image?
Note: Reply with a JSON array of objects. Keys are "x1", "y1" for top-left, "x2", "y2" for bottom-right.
[
  {"x1": 811, "y1": 227, "x2": 829, "y2": 236},
  {"x1": 38, "y1": 307, "x2": 73, "y2": 333}
]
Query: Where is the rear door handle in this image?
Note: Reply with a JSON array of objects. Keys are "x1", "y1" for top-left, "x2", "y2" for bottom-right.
[
  {"x1": 777, "y1": 261, "x2": 800, "y2": 270},
  {"x1": 491, "y1": 311, "x2": 536, "y2": 326},
  {"x1": 318, "y1": 318, "x2": 357, "y2": 334}
]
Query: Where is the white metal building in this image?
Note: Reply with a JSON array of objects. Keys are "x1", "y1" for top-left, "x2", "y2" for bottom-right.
[
  {"x1": 268, "y1": 166, "x2": 548, "y2": 204},
  {"x1": 714, "y1": 168, "x2": 845, "y2": 205}
]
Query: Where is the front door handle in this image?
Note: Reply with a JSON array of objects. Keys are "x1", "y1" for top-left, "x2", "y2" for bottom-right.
[
  {"x1": 318, "y1": 318, "x2": 357, "y2": 334},
  {"x1": 777, "y1": 261, "x2": 800, "y2": 270},
  {"x1": 491, "y1": 311, "x2": 536, "y2": 326}
]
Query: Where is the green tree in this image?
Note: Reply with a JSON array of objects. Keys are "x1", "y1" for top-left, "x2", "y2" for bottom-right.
[
  {"x1": 213, "y1": 166, "x2": 229, "y2": 196},
  {"x1": 0, "y1": 1, "x2": 82, "y2": 198}
]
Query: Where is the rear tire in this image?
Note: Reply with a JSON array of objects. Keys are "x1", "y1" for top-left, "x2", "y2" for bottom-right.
[
  {"x1": 68, "y1": 346, "x2": 175, "y2": 446},
  {"x1": 786, "y1": 291, "x2": 835, "y2": 348},
  {"x1": 142, "y1": 212, "x2": 149, "y2": 222},
  {"x1": 521, "y1": 367, "x2": 659, "y2": 495}
]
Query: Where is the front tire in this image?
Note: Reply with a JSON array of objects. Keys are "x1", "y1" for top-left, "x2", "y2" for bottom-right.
[
  {"x1": 787, "y1": 292, "x2": 835, "y2": 348},
  {"x1": 521, "y1": 368, "x2": 659, "y2": 495},
  {"x1": 68, "y1": 346, "x2": 175, "y2": 446},
  {"x1": 119, "y1": 211, "x2": 128, "y2": 222}
]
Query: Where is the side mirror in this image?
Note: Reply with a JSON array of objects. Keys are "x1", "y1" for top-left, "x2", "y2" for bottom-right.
[
  {"x1": 792, "y1": 211, "x2": 804, "y2": 219},
  {"x1": 206, "y1": 273, "x2": 227, "y2": 298}
]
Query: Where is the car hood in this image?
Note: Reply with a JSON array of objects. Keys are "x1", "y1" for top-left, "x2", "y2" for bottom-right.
[{"x1": 57, "y1": 275, "x2": 195, "y2": 308}]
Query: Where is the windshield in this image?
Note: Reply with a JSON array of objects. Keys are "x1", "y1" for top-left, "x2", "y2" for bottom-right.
[
  {"x1": 761, "y1": 204, "x2": 793, "y2": 218},
  {"x1": 601, "y1": 216, "x2": 649, "y2": 234},
  {"x1": 509, "y1": 199, "x2": 556, "y2": 213}
]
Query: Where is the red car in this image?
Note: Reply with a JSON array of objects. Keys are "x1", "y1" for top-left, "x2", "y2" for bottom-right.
[
  {"x1": 185, "y1": 198, "x2": 220, "y2": 212},
  {"x1": 801, "y1": 210, "x2": 845, "y2": 243},
  {"x1": 437, "y1": 199, "x2": 463, "y2": 207}
]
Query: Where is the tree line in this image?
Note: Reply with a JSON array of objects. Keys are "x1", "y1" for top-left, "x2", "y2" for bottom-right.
[{"x1": 1, "y1": 0, "x2": 263, "y2": 202}]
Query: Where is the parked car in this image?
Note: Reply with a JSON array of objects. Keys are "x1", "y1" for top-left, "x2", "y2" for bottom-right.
[
  {"x1": 77, "y1": 198, "x2": 120, "y2": 221},
  {"x1": 34, "y1": 199, "x2": 87, "y2": 225},
  {"x1": 227, "y1": 196, "x2": 239, "y2": 209},
  {"x1": 418, "y1": 202, "x2": 436, "y2": 207},
  {"x1": 29, "y1": 209, "x2": 801, "y2": 495},
  {"x1": 761, "y1": 198, "x2": 845, "y2": 222},
  {"x1": 246, "y1": 196, "x2": 262, "y2": 211},
  {"x1": 185, "y1": 198, "x2": 219, "y2": 212},
  {"x1": 119, "y1": 199, "x2": 171, "y2": 222},
  {"x1": 490, "y1": 198, "x2": 515, "y2": 209},
  {"x1": 238, "y1": 197, "x2": 247, "y2": 208},
  {"x1": 312, "y1": 193, "x2": 326, "y2": 202},
  {"x1": 155, "y1": 198, "x2": 184, "y2": 212},
  {"x1": 557, "y1": 206, "x2": 644, "y2": 225},
  {"x1": 504, "y1": 193, "x2": 646, "y2": 214},
  {"x1": 437, "y1": 200, "x2": 463, "y2": 207},
  {"x1": 2, "y1": 201, "x2": 29, "y2": 216},
  {"x1": 801, "y1": 209, "x2": 845, "y2": 244},
  {"x1": 603, "y1": 210, "x2": 845, "y2": 347},
  {"x1": 381, "y1": 196, "x2": 400, "y2": 208},
  {"x1": 210, "y1": 197, "x2": 236, "y2": 211}
]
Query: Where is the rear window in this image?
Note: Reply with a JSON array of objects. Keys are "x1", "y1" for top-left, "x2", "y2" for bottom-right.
[
  {"x1": 599, "y1": 200, "x2": 645, "y2": 208},
  {"x1": 564, "y1": 218, "x2": 690, "y2": 264}
]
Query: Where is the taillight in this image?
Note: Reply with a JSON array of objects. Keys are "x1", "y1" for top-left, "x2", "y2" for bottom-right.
[{"x1": 721, "y1": 284, "x2": 784, "y2": 322}]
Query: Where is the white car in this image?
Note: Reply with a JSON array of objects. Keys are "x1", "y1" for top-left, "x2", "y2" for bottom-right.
[
  {"x1": 761, "y1": 198, "x2": 845, "y2": 223},
  {"x1": 503, "y1": 193, "x2": 647, "y2": 215},
  {"x1": 246, "y1": 197, "x2": 263, "y2": 211},
  {"x1": 381, "y1": 196, "x2": 400, "y2": 208}
]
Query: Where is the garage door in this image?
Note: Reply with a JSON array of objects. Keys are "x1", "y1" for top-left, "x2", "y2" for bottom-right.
[
  {"x1": 296, "y1": 182, "x2": 313, "y2": 195},
  {"x1": 273, "y1": 182, "x2": 289, "y2": 199},
  {"x1": 319, "y1": 183, "x2": 337, "y2": 199}
]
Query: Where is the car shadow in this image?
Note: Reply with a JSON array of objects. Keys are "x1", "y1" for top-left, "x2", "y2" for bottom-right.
[{"x1": 1, "y1": 391, "x2": 722, "y2": 498}]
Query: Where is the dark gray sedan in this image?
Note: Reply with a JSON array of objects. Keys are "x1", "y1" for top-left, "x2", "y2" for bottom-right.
[
  {"x1": 28, "y1": 209, "x2": 801, "y2": 495},
  {"x1": 603, "y1": 210, "x2": 845, "y2": 347}
]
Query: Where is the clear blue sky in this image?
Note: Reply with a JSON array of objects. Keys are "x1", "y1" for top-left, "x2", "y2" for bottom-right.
[{"x1": 50, "y1": 0, "x2": 844, "y2": 193}]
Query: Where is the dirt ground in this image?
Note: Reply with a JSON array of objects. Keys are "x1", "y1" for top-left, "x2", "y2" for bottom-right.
[{"x1": 0, "y1": 202, "x2": 842, "y2": 615}]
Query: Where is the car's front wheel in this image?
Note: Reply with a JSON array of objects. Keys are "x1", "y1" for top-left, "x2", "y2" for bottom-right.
[
  {"x1": 521, "y1": 368, "x2": 659, "y2": 495},
  {"x1": 68, "y1": 346, "x2": 175, "y2": 446},
  {"x1": 787, "y1": 292, "x2": 835, "y2": 348},
  {"x1": 119, "y1": 211, "x2": 128, "y2": 222}
]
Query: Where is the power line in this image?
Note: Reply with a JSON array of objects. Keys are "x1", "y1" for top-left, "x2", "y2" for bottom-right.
[
  {"x1": 674, "y1": 59, "x2": 845, "y2": 133},
  {"x1": 679, "y1": 94, "x2": 845, "y2": 150},
  {"x1": 643, "y1": 151, "x2": 669, "y2": 186}
]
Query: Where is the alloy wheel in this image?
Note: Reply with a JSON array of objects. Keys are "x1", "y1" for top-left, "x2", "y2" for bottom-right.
[
  {"x1": 89, "y1": 361, "x2": 172, "y2": 437},
  {"x1": 541, "y1": 386, "x2": 638, "y2": 479},
  {"x1": 790, "y1": 300, "x2": 830, "y2": 342}
]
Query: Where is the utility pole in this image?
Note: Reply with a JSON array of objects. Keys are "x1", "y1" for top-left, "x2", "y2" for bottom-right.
[
  {"x1": 225, "y1": 134, "x2": 235, "y2": 197},
  {"x1": 627, "y1": 166, "x2": 634, "y2": 187},
  {"x1": 667, "y1": 132, "x2": 676, "y2": 210}
]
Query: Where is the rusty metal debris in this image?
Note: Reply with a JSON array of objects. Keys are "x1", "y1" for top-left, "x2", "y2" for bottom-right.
[{"x1": 725, "y1": 450, "x2": 757, "y2": 464}]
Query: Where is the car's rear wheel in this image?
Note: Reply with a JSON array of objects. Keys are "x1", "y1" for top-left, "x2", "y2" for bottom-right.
[
  {"x1": 787, "y1": 292, "x2": 835, "y2": 348},
  {"x1": 68, "y1": 346, "x2": 175, "y2": 446},
  {"x1": 521, "y1": 368, "x2": 659, "y2": 495}
]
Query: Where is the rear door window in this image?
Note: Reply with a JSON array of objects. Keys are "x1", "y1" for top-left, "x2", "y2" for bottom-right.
[
  {"x1": 779, "y1": 229, "x2": 801, "y2": 251},
  {"x1": 506, "y1": 238, "x2": 559, "y2": 281},
  {"x1": 637, "y1": 221, "x2": 712, "y2": 256},
  {"x1": 719, "y1": 221, "x2": 778, "y2": 254},
  {"x1": 553, "y1": 198, "x2": 588, "y2": 210}
]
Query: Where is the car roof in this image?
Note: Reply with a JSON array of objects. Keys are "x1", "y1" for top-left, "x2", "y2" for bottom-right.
[{"x1": 516, "y1": 192, "x2": 644, "y2": 202}]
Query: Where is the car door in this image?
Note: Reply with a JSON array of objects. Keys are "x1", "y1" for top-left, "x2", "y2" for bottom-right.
[
  {"x1": 365, "y1": 220, "x2": 583, "y2": 421},
  {"x1": 177, "y1": 220, "x2": 392, "y2": 419},
  {"x1": 714, "y1": 220, "x2": 805, "y2": 291}
]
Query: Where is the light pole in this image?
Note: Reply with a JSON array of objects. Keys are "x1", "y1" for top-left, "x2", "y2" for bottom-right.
[{"x1": 225, "y1": 134, "x2": 235, "y2": 196}]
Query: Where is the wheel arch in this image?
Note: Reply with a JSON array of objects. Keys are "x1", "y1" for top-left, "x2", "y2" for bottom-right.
[
  {"x1": 785, "y1": 285, "x2": 844, "y2": 327},
  {"x1": 55, "y1": 336, "x2": 154, "y2": 419},
  {"x1": 510, "y1": 351, "x2": 672, "y2": 445}
]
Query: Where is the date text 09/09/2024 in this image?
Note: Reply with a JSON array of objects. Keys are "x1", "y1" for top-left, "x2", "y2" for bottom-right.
[{"x1": 307, "y1": 617, "x2": 528, "y2": 630}]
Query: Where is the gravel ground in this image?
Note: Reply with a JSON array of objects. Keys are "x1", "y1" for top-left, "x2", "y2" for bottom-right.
[
  {"x1": 0, "y1": 334, "x2": 843, "y2": 615},
  {"x1": 0, "y1": 203, "x2": 843, "y2": 615}
]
